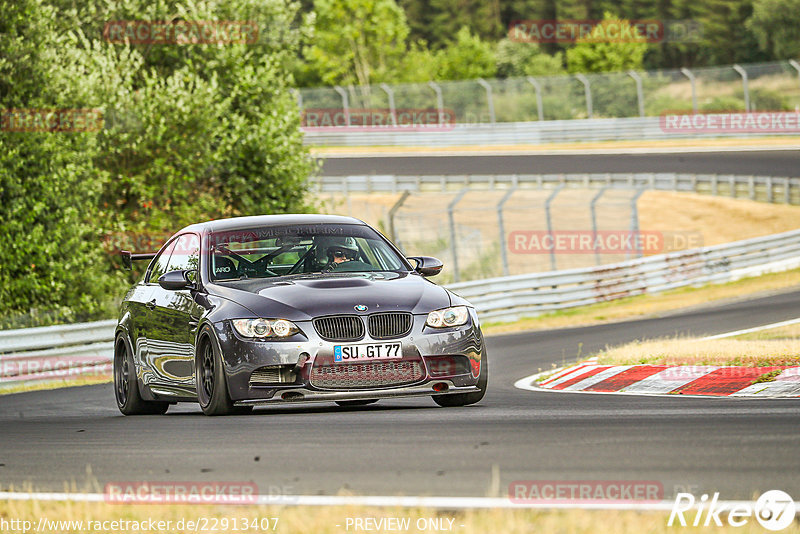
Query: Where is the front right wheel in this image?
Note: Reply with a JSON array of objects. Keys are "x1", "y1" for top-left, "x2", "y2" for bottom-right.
[{"x1": 196, "y1": 333, "x2": 252, "y2": 416}]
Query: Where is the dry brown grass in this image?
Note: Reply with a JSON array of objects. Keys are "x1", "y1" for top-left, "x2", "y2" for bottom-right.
[
  {"x1": 1, "y1": 499, "x2": 795, "y2": 534},
  {"x1": 595, "y1": 337, "x2": 800, "y2": 367},
  {"x1": 0, "y1": 375, "x2": 111, "y2": 396},
  {"x1": 737, "y1": 322, "x2": 800, "y2": 340},
  {"x1": 638, "y1": 191, "x2": 800, "y2": 247}
]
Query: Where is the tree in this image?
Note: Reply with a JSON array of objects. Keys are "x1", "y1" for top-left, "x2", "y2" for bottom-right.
[
  {"x1": 747, "y1": 0, "x2": 800, "y2": 59},
  {"x1": 303, "y1": 0, "x2": 410, "y2": 86},
  {"x1": 566, "y1": 12, "x2": 647, "y2": 73},
  {"x1": 435, "y1": 27, "x2": 497, "y2": 80},
  {"x1": 0, "y1": 0, "x2": 315, "y2": 326},
  {"x1": 495, "y1": 38, "x2": 565, "y2": 77}
]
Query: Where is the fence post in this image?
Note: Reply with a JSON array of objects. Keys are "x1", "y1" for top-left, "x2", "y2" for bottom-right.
[
  {"x1": 333, "y1": 85, "x2": 350, "y2": 126},
  {"x1": 387, "y1": 190, "x2": 410, "y2": 246},
  {"x1": 544, "y1": 186, "x2": 563, "y2": 271},
  {"x1": 785, "y1": 178, "x2": 791, "y2": 204},
  {"x1": 680, "y1": 68, "x2": 698, "y2": 113},
  {"x1": 497, "y1": 187, "x2": 517, "y2": 276},
  {"x1": 630, "y1": 189, "x2": 646, "y2": 259},
  {"x1": 290, "y1": 89, "x2": 303, "y2": 112},
  {"x1": 428, "y1": 81, "x2": 445, "y2": 125},
  {"x1": 729, "y1": 175, "x2": 736, "y2": 197},
  {"x1": 627, "y1": 71, "x2": 645, "y2": 117},
  {"x1": 790, "y1": 60, "x2": 800, "y2": 84},
  {"x1": 732, "y1": 64, "x2": 750, "y2": 112},
  {"x1": 448, "y1": 189, "x2": 469, "y2": 282},
  {"x1": 575, "y1": 74, "x2": 593, "y2": 119},
  {"x1": 379, "y1": 83, "x2": 398, "y2": 126},
  {"x1": 749, "y1": 176, "x2": 755, "y2": 200},
  {"x1": 526, "y1": 76, "x2": 544, "y2": 121},
  {"x1": 590, "y1": 187, "x2": 608, "y2": 266},
  {"x1": 477, "y1": 78, "x2": 496, "y2": 124},
  {"x1": 766, "y1": 176, "x2": 774, "y2": 203}
]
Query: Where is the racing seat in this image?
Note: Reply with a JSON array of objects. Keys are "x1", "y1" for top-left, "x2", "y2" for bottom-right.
[{"x1": 212, "y1": 255, "x2": 237, "y2": 280}]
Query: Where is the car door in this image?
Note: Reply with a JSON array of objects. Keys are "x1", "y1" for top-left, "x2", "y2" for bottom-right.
[
  {"x1": 137, "y1": 238, "x2": 176, "y2": 386},
  {"x1": 147, "y1": 233, "x2": 203, "y2": 392}
]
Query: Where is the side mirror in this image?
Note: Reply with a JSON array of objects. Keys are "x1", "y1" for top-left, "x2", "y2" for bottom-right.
[
  {"x1": 408, "y1": 256, "x2": 443, "y2": 277},
  {"x1": 158, "y1": 270, "x2": 195, "y2": 291}
]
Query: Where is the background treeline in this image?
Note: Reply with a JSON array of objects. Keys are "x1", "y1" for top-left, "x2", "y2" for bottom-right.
[
  {"x1": 0, "y1": 0, "x2": 314, "y2": 328},
  {"x1": 292, "y1": 0, "x2": 800, "y2": 87}
]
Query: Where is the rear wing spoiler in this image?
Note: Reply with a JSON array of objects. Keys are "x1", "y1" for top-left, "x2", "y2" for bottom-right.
[{"x1": 120, "y1": 250, "x2": 157, "y2": 271}]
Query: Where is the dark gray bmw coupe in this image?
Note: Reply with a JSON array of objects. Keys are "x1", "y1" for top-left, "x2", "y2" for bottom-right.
[{"x1": 114, "y1": 215, "x2": 487, "y2": 415}]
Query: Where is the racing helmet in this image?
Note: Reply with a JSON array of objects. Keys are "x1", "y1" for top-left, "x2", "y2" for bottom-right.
[{"x1": 317, "y1": 236, "x2": 359, "y2": 263}]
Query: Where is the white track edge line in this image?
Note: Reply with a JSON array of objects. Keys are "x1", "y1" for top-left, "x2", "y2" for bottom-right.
[
  {"x1": 2, "y1": 492, "x2": 796, "y2": 511},
  {"x1": 701, "y1": 317, "x2": 800, "y2": 340}
]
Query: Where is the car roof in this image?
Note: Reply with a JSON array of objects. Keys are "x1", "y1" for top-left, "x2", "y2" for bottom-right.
[{"x1": 178, "y1": 214, "x2": 367, "y2": 235}]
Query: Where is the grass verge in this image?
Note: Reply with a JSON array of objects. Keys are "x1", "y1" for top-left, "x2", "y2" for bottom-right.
[
  {"x1": 482, "y1": 268, "x2": 800, "y2": 336},
  {"x1": 2, "y1": 500, "x2": 796, "y2": 534},
  {"x1": 0, "y1": 375, "x2": 111, "y2": 396},
  {"x1": 595, "y1": 337, "x2": 800, "y2": 367}
]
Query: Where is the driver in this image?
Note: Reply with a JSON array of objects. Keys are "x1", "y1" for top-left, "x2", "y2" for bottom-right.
[{"x1": 325, "y1": 237, "x2": 359, "y2": 266}]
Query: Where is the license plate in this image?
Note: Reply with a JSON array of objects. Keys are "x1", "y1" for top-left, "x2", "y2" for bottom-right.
[{"x1": 334, "y1": 342, "x2": 402, "y2": 363}]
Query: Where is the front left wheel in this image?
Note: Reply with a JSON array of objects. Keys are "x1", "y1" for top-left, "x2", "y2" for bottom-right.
[
  {"x1": 432, "y1": 355, "x2": 488, "y2": 407},
  {"x1": 196, "y1": 333, "x2": 252, "y2": 416},
  {"x1": 114, "y1": 337, "x2": 169, "y2": 415}
]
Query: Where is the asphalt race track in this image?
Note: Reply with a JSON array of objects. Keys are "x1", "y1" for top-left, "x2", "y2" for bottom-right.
[
  {"x1": 2, "y1": 289, "x2": 800, "y2": 500},
  {"x1": 319, "y1": 149, "x2": 800, "y2": 177}
]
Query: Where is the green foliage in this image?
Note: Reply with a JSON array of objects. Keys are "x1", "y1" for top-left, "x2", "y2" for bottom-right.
[
  {"x1": 435, "y1": 27, "x2": 497, "y2": 81},
  {"x1": 747, "y1": 0, "x2": 800, "y2": 59},
  {"x1": 495, "y1": 39, "x2": 565, "y2": 77},
  {"x1": 0, "y1": 0, "x2": 315, "y2": 327},
  {"x1": 302, "y1": 0, "x2": 410, "y2": 86},
  {"x1": 566, "y1": 13, "x2": 647, "y2": 73},
  {"x1": 747, "y1": 87, "x2": 791, "y2": 111}
]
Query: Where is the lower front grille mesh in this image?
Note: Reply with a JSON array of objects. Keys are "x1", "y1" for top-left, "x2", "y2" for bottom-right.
[{"x1": 310, "y1": 360, "x2": 423, "y2": 389}]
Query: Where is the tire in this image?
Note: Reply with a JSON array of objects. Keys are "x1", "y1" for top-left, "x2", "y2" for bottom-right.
[
  {"x1": 196, "y1": 333, "x2": 252, "y2": 416},
  {"x1": 432, "y1": 355, "x2": 488, "y2": 407},
  {"x1": 114, "y1": 337, "x2": 169, "y2": 415},
  {"x1": 335, "y1": 399, "x2": 379, "y2": 407}
]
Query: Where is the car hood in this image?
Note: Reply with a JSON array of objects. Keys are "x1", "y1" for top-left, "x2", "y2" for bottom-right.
[{"x1": 207, "y1": 272, "x2": 451, "y2": 321}]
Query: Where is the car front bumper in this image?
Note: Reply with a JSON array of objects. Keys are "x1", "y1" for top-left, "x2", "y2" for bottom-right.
[{"x1": 212, "y1": 310, "x2": 485, "y2": 403}]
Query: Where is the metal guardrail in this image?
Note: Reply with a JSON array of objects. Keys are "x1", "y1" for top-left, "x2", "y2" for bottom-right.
[
  {"x1": 0, "y1": 320, "x2": 115, "y2": 387},
  {"x1": 448, "y1": 228, "x2": 800, "y2": 322},
  {"x1": 302, "y1": 116, "x2": 800, "y2": 146},
  {"x1": 315, "y1": 173, "x2": 800, "y2": 204},
  {"x1": 2, "y1": 228, "x2": 800, "y2": 383}
]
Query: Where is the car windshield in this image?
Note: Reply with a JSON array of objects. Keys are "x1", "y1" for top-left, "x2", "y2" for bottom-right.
[{"x1": 208, "y1": 223, "x2": 407, "y2": 281}]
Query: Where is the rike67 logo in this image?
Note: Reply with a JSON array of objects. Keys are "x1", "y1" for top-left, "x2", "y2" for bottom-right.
[{"x1": 669, "y1": 490, "x2": 796, "y2": 530}]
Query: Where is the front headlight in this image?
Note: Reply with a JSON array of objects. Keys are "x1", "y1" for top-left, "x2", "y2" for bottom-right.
[
  {"x1": 231, "y1": 318, "x2": 300, "y2": 338},
  {"x1": 426, "y1": 306, "x2": 470, "y2": 328}
]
